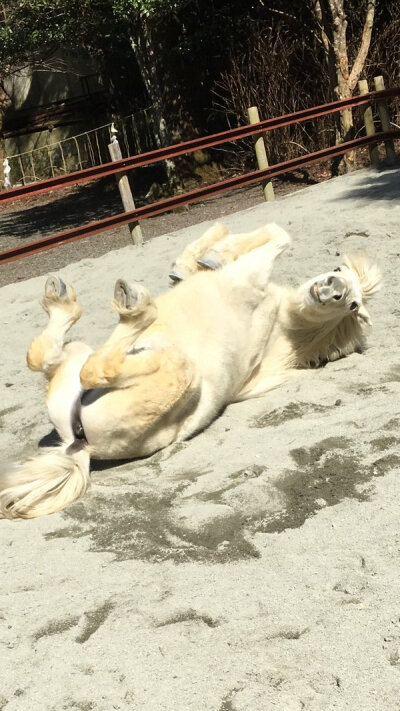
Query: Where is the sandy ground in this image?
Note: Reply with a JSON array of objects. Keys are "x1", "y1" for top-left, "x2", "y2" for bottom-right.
[{"x1": 1, "y1": 165, "x2": 400, "y2": 711}]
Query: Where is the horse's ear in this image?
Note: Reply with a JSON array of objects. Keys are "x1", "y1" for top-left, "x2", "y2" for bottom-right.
[
  {"x1": 343, "y1": 252, "x2": 382, "y2": 300},
  {"x1": 357, "y1": 303, "x2": 372, "y2": 326}
]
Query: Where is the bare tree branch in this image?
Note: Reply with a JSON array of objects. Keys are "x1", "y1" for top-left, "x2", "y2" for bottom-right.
[{"x1": 348, "y1": 0, "x2": 376, "y2": 90}]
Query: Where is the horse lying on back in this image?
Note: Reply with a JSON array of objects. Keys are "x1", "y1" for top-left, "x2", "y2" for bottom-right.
[{"x1": 0, "y1": 222, "x2": 381, "y2": 520}]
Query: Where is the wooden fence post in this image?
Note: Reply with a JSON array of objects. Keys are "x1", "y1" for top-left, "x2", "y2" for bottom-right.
[
  {"x1": 108, "y1": 132, "x2": 143, "y2": 246},
  {"x1": 3, "y1": 158, "x2": 11, "y2": 189},
  {"x1": 247, "y1": 106, "x2": 275, "y2": 202},
  {"x1": 373, "y1": 75, "x2": 397, "y2": 165},
  {"x1": 358, "y1": 79, "x2": 380, "y2": 169}
]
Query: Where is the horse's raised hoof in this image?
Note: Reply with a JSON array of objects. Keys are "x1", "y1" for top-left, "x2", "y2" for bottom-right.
[
  {"x1": 169, "y1": 268, "x2": 186, "y2": 283},
  {"x1": 114, "y1": 279, "x2": 152, "y2": 311},
  {"x1": 197, "y1": 250, "x2": 224, "y2": 270},
  {"x1": 42, "y1": 277, "x2": 78, "y2": 314},
  {"x1": 41, "y1": 276, "x2": 81, "y2": 319},
  {"x1": 44, "y1": 276, "x2": 68, "y2": 300},
  {"x1": 112, "y1": 280, "x2": 156, "y2": 324},
  {"x1": 114, "y1": 279, "x2": 140, "y2": 310}
]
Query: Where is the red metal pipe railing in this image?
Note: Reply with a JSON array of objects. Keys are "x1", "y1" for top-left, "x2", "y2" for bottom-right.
[
  {"x1": 1, "y1": 129, "x2": 398, "y2": 265},
  {"x1": 1, "y1": 87, "x2": 399, "y2": 206}
]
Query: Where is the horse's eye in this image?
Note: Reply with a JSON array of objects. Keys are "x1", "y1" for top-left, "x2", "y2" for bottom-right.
[
  {"x1": 333, "y1": 267, "x2": 341, "y2": 272},
  {"x1": 350, "y1": 301, "x2": 359, "y2": 311}
]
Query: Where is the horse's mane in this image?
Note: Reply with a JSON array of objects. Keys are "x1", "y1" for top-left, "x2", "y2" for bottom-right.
[{"x1": 343, "y1": 251, "x2": 382, "y2": 300}]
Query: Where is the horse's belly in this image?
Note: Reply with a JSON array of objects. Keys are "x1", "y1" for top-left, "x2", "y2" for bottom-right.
[{"x1": 80, "y1": 387, "x2": 182, "y2": 460}]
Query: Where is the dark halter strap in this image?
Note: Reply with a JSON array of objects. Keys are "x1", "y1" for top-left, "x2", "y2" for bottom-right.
[{"x1": 65, "y1": 393, "x2": 88, "y2": 455}]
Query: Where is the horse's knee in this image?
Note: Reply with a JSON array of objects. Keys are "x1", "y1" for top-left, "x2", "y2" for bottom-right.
[
  {"x1": 27, "y1": 335, "x2": 51, "y2": 372},
  {"x1": 79, "y1": 351, "x2": 117, "y2": 389}
]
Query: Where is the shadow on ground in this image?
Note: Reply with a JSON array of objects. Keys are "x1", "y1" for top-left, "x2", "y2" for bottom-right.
[
  {"x1": 332, "y1": 166, "x2": 400, "y2": 202},
  {"x1": 0, "y1": 178, "x2": 131, "y2": 243}
]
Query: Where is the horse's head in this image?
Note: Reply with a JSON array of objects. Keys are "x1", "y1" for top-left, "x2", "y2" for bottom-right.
[{"x1": 299, "y1": 252, "x2": 382, "y2": 326}]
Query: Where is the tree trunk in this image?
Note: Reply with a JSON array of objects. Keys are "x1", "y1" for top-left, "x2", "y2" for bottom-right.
[
  {"x1": 312, "y1": 0, "x2": 376, "y2": 173},
  {"x1": 129, "y1": 20, "x2": 180, "y2": 190}
]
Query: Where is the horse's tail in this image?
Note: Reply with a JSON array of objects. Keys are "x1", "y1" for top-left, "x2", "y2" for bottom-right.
[{"x1": 0, "y1": 445, "x2": 91, "y2": 520}]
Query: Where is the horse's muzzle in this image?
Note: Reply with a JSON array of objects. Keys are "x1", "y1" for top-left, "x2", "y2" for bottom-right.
[{"x1": 314, "y1": 275, "x2": 346, "y2": 304}]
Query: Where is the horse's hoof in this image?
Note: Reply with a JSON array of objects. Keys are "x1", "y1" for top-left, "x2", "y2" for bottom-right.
[
  {"x1": 41, "y1": 276, "x2": 80, "y2": 318},
  {"x1": 114, "y1": 279, "x2": 140, "y2": 309},
  {"x1": 197, "y1": 250, "x2": 224, "y2": 270},
  {"x1": 169, "y1": 269, "x2": 185, "y2": 283},
  {"x1": 44, "y1": 276, "x2": 67, "y2": 300}
]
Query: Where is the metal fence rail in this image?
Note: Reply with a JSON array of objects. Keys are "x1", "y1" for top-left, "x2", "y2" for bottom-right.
[
  {"x1": 0, "y1": 129, "x2": 398, "y2": 265},
  {"x1": 1, "y1": 87, "x2": 398, "y2": 207},
  {"x1": 0, "y1": 87, "x2": 399, "y2": 264}
]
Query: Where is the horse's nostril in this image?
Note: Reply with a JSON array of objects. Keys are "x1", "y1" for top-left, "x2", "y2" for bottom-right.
[{"x1": 333, "y1": 294, "x2": 342, "y2": 300}]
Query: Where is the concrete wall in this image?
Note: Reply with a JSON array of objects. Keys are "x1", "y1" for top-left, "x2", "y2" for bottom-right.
[
  {"x1": 6, "y1": 49, "x2": 101, "y2": 111},
  {"x1": 5, "y1": 49, "x2": 107, "y2": 159}
]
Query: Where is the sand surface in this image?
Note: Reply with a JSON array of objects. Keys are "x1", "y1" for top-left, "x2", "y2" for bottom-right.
[{"x1": 1, "y1": 166, "x2": 400, "y2": 710}]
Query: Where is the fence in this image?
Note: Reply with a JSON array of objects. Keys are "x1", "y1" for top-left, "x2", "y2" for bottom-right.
[
  {"x1": 7, "y1": 106, "x2": 159, "y2": 185},
  {"x1": 0, "y1": 84, "x2": 399, "y2": 265}
]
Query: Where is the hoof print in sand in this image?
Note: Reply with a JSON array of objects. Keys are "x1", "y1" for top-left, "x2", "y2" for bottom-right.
[
  {"x1": 383, "y1": 617, "x2": 400, "y2": 669},
  {"x1": 74, "y1": 600, "x2": 115, "y2": 644},
  {"x1": 153, "y1": 607, "x2": 220, "y2": 629},
  {"x1": 170, "y1": 502, "x2": 239, "y2": 548},
  {"x1": 32, "y1": 601, "x2": 114, "y2": 646}
]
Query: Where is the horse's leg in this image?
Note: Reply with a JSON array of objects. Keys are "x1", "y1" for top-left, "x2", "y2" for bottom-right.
[
  {"x1": 26, "y1": 276, "x2": 93, "y2": 442},
  {"x1": 79, "y1": 279, "x2": 195, "y2": 395},
  {"x1": 198, "y1": 223, "x2": 289, "y2": 270},
  {"x1": 170, "y1": 222, "x2": 283, "y2": 282},
  {"x1": 176, "y1": 380, "x2": 221, "y2": 441},
  {"x1": 77, "y1": 280, "x2": 157, "y2": 389},
  {"x1": 235, "y1": 367, "x2": 294, "y2": 402},
  {"x1": 1, "y1": 340, "x2": 92, "y2": 519},
  {"x1": 0, "y1": 278, "x2": 93, "y2": 519},
  {"x1": 46, "y1": 342, "x2": 93, "y2": 443},
  {"x1": 80, "y1": 340, "x2": 196, "y2": 399},
  {"x1": 221, "y1": 224, "x2": 291, "y2": 290},
  {"x1": 99, "y1": 279, "x2": 158, "y2": 353},
  {"x1": 80, "y1": 342, "x2": 165, "y2": 389},
  {"x1": 27, "y1": 276, "x2": 83, "y2": 378},
  {"x1": 169, "y1": 222, "x2": 229, "y2": 281}
]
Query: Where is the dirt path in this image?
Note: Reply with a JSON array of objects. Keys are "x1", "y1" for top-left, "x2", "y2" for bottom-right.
[
  {"x1": 1, "y1": 166, "x2": 400, "y2": 711},
  {"x1": 0, "y1": 173, "x2": 319, "y2": 288}
]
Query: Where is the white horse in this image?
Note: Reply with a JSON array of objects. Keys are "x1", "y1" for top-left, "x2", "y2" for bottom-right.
[{"x1": 0, "y1": 222, "x2": 381, "y2": 520}]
